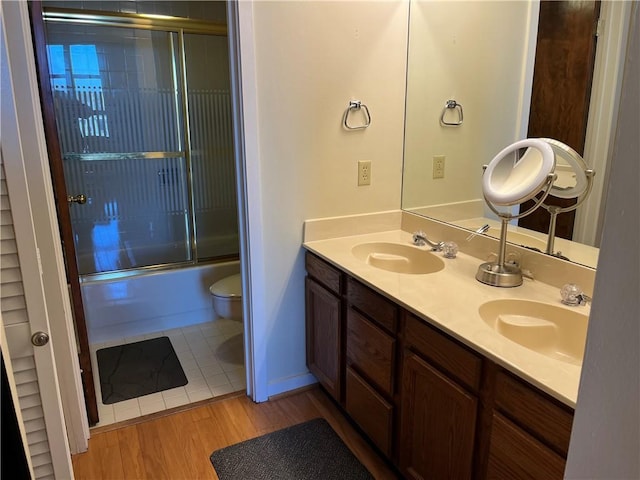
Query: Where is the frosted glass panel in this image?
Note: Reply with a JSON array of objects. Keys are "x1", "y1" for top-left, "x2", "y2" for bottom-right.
[
  {"x1": 184, "y1": 34, "x2": 239, "y2": 260},
  {"x1": 65, "y1": 157, "x2": 190, "y2": 275},
  {"x1": 44, "y1": 24, "x2": 191, "y2": 274},
  {"x1": 45, "y1": 24, "x2": 182, "y2": 154},
  {"x1": 42, "y1": 11, "x2": 240, "y2": 276}
]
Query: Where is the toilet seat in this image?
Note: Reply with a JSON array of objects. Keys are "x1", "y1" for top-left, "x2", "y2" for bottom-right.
[{"x1": 209, "y1": 273, "x2": 242, "y2": 299}]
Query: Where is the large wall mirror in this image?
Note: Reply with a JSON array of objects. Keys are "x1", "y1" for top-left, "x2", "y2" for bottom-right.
[{"x1": 401, "y1": 0, "x2": 633, "y2": 269}]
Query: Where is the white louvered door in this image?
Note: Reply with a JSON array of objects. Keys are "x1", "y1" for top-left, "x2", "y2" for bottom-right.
[
  {"x1": 0, "y1": 161, "x2": 69, "y2": 479},
  {"x1": 1, "y1": 7, "x2": 74, "y2": 477}
]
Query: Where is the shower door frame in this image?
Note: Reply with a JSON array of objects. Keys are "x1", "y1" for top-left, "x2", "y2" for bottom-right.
[{"x1": 30, "y1": 3, "x2": 241, "y2": 425}]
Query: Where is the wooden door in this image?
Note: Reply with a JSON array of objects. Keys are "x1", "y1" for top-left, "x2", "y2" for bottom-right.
[
  {"x1": 399, "y1": 352, "x2": 477, "y2": 480},
  {"x1": 519, "y1": 0, "x2": 601, "y2": 239},
  {"x1": 28, "y1": 1, "x2": 99, "y2": 426}
]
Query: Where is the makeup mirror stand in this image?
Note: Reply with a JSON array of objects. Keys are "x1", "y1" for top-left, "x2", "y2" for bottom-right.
[
  {"x1": 544, "y1": 169, "x2": 596, "y2": 258},
  {"x1": 477, "y1": 172, "x2": 558, "y2": 288}
]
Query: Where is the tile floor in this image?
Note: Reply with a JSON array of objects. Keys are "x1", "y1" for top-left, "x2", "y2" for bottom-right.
[{"x1": 89, "y1": 318, "x2": 246, "y2": 427}]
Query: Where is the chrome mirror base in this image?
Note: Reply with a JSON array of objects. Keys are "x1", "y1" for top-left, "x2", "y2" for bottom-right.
[{"x1": 476, "y1": 262, "x2": 523, "y2": 288}]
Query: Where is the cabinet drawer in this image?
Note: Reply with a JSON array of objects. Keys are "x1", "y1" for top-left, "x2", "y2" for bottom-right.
[
  {"x1": 346, "y1": 308, "x2": 396, "y2": 396},
  {"x1": 346, "y1": 277, "x2": 397, "y2": 333},
  {"x1": 494, "y1": 370, "x2": 574, "y2": 456},
  {"x1": 345, "y1": 367, "x2": 394, "y2": 458},
  {"x1": 486, "y1": 413, "x2": 566, "y2": 479},
  {"x1": 404, "y1": 312, "x2": 482, "y2": 393},
  {"x1": 305, "y1": 252, "x2": 343, "y2": 294}
]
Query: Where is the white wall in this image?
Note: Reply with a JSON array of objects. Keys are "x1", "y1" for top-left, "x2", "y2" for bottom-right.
[
  {"x1": 403, "y1": 0, "x2": 536, "y2": 209},
  {"x1": 243, "y1": 1, "x2": 408, "y2": 394},
  {"x1": 565, "y1": 4, "x2": 639, "y2": 477}
]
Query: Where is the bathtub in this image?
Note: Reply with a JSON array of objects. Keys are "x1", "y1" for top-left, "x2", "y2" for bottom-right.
[{"x1": 81, "y1": 261, "x2": 240, "y2": 344}]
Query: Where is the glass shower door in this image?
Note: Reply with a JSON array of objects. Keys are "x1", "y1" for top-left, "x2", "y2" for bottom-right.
[
  {"x1": 184, "y1": 32, "x2": 239, "y2": 260},
  {"x1": 43, "y1": 22, "x2": 191, "y2": 276}
]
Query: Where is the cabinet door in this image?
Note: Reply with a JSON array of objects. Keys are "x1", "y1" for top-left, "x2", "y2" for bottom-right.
[
  {"x1": 305, "y1": 277, "x2": 342, "y2": 401},
  {"x1": 399, "y1": 352, "x2": 477, "y2": 480},
  {"x1": 486, "y1": 413, "x2": 566, "y2": 479}
]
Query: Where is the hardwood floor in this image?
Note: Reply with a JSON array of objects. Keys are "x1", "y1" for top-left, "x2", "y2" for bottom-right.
[{"x1": 72, "y1": 386, "x2": 400, "y2": 479}]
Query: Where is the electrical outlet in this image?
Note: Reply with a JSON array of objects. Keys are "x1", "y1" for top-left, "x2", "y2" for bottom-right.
[
  {"x1": 358, "y1": 160, "x2": 371, "y2": 186},
  {"x1": 433, "y1": 155, "x2": 445, "y2": 179}
]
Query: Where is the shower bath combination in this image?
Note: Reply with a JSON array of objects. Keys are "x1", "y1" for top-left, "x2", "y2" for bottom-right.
[
  {"x1": 42, "y1": 3, "x2": 239, "y2": 280},
  {"x1": 36, "y1": 1, "x2": 246, "y2": 425}
]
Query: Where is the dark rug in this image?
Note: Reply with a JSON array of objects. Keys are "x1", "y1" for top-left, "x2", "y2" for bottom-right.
[
  {"x1": 210, "y1": 418, "x2": 373, "y2": 480},
  {"x1": 96, "y1": 336, "x2": 187, "y2": 405}
]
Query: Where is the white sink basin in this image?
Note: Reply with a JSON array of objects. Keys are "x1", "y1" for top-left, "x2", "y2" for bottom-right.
[
  {"x1": 479, "y1": 299, "x2": 588, "y2": 365},
  {"x1": 351, "y1": 242, "x2": 445, "y2": 274}
]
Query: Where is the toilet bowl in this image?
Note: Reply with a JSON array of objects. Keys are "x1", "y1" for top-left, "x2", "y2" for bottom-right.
[{"x1": 209, "y1": 273, "x2": 242, "y2": 321}]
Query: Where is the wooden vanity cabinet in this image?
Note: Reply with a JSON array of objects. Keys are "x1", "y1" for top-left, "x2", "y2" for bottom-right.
[
  {"x1": 305, "y1": 253, "x2": 344, "y2": 402},
  {"x1": 304, "y1": 252, "x2": 575, "y2": 478},
  {"x1": 399, "y1": 312, "x2": 482, "y2": 479},
  {"x1": 344, "y1": 277, "x2": 398, "y2": 458},
  {"x1": 483, "y1": 370, "x2": 574, "y2": 479}
]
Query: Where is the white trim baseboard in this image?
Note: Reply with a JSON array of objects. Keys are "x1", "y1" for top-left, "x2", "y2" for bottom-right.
[{"x1": 267, "y1": 373, "x2": 318, "y2": 399}]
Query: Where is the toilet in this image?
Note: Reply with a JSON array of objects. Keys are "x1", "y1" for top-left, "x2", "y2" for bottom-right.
[{"x1": 209, "y1": 273, "x2": 243, "y2": 321}]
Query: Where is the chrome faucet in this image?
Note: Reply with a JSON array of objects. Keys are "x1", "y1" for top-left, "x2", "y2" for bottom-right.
[
  {"x1": 561, "y1": 283, "x2": 591, "y2": 306},
  {"x1": 465, "y1": 224, "x2": 490, "y2": 241},
  {"x1": 576, "y1": 293, "x2": 591, "y2": 305},
  {"x1": 412, "y1": 231, "x2": 444, "y2": 251}
]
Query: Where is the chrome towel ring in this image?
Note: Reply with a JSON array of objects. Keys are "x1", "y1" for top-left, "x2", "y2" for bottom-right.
[
  {"x1": 343, "y1": 100, "x2": 371, "y2": 130},
  {"x1": 440, "y1": 99, "x2": 463, "y2": 126}
]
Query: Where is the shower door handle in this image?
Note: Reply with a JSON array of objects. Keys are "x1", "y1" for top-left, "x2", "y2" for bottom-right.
[{"x1": 67, "y1": 194, "x2": 87, "y2": 204}]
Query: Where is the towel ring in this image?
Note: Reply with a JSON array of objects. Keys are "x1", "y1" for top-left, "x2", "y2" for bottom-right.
[
  {"x1": 440, "y1": 99, "x2": 463, "y2": 126},
  {"x1": 343, "y1": 100, "x2": 371, "y2": 130}
]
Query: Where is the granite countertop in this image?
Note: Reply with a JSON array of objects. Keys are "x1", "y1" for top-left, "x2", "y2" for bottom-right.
[{"x1": 304, "y1": 229, "x2": 588, "y2": 408}]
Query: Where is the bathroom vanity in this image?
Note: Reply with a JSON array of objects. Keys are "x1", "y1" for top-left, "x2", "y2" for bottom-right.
[{"x1": 303, "y1": 220, "x2": 588, "y2": 479}]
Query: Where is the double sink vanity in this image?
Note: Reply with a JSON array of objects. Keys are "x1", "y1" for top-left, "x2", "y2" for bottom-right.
[{"x1": 303, "y1": 211, "x2": 594, "y2": 479}]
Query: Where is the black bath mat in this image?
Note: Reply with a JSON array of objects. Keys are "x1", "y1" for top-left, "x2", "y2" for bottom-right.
[
  {"x1": 210, "y1": 418, "x2": 373, "y2": 480},
  {"x1": 96, "y1": 336, "x2": 187, "y2": 405}
]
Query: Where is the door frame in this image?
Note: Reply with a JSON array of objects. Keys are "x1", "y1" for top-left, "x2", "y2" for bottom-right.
[
  {"x1": 28, "y1": 0, "x2": 99, "y2": 426},
  {"x1": 227, "y1": 0, "x2": 267, "y2": 402},
  {"x1": 574, "y1": 0, "x2": 634, "y2": 247}
]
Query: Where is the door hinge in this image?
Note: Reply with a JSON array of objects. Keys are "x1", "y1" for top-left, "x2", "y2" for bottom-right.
[
  {"x1": 36, "y1": 247, "x2": 43, "y2": 276},
  {"x1": 595, "y1": 17, "x2": 604, "y2": 37}
]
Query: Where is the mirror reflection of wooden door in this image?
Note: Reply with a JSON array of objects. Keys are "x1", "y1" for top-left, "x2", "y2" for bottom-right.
[
  {"x1": 519, "y1": 0, "x2": 601, "y2": 240},
  {"x1": 28, "y1": 1, "x2": 99, "y2": 425}
]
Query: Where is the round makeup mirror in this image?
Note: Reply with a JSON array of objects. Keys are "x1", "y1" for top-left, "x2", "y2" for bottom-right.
[
  {"x1": 482, "y1": 139, "x2": 556, "y2": 206},
  {"x1": 539, "y1": 138, "x2": 595, "y2": 258},
  {"x1": 477, "y1": 139, "x2": 558, "y2": 287}
]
